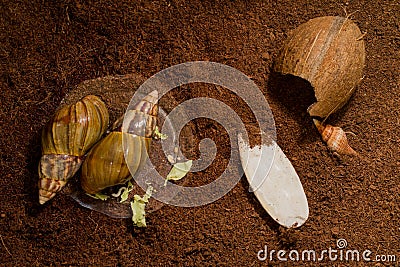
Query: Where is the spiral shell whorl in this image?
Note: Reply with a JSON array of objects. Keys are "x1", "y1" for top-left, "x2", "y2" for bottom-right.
[
  {"x1": 122, "y1": 90, "x2": 158, "y2": 137},
  {"x1": 81, "y1": 132, "x2": 130, "y2": 194},
  {"x1": 313, "y1": 119, "x2": 358, "y2": 156},
  {"x1": 80, "y1": 90, "x2": 158, "y2": 194},
  {"x1": 132, "y1": 90, "x2": 158, "y2": 115},
  {"x1": 41, "y1": 95, "x2": 109, "y2": 157},
  {"x1": 39, "y1": 179, "x2": 66, "y2": 205},
  {"x1": 39, "y1": 95, "x2": 109, "y2": 204}
]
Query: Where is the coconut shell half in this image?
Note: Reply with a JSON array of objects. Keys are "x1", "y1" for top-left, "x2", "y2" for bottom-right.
[{"x1": 274, "y1": 16, "x2": 365, "y2": 118}]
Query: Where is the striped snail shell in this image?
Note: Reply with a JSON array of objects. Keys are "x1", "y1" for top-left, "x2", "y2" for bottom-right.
[
  {"x1": 38, "y1": 95, "x2": 109, "y2": 204},
  {"x1": 313, "y1": 119, "x2": 357, "y2": 156},
  {"x1": 80, "y1": 90, "x2": 158, "y2": 194}
]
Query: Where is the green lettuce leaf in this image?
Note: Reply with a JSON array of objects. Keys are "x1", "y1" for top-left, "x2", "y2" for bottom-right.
[
  {"x1": 119, "y1": 181, "x2": 134, "y2": 203},
  {"x1": 130, "y1": 186, "x2": 153, "y2": 227},
  {"x1": 164, "y1": 160, "x2": 193, "y2": 186},
  {"x1": 86, "y1": 192, "x2": 110, "y2": 201},
  {"x1": 153, "y1": 126, "x2": 168, "y2": 140}
]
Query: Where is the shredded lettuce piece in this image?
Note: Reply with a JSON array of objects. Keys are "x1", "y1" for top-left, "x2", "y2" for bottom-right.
[
  {"x1": 86, "y1": 192, "x2": 110, "y2": 201},
  {"x1": 119, "y1": 181, "x2": 134, "y2": 203},
  {"x1": 153, "y1": 126, "x2": 168, "y2": 140},
  {"x1": 110, "y1": 180, "x2": 134, "y2": 203},
  {"x1": 130, "y1": 186, "x2": 153, "y2": 227},
  {"x1": 164, "y1": 160, "x2": 193, "y2": 186}
]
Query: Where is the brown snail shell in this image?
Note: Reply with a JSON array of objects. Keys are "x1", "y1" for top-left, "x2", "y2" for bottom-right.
[
  {"x1": 274, "y1": 16, "x2": 365, "y2": 118},
  {"x1": 313, "y1": 119, "x2": 358, "y2": 156},
  {"x1": 80, "y1": 90, "x2": 158, "y2": 194},
  {"x1": 38, "y1": 95, "x2": 109, "y2": 204}
]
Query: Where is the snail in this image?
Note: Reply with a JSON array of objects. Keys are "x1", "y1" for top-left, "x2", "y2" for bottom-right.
[
  {"x1": 274, "y1": 16, "x2": 365, "y2": 155},
  {"x1": 38, "y1": 95, "x2": 109, "y2": 204},
  {"x1": 313, "y1": 119, "x2": 358, "y2": 156},
  {"x1": 80, "y1": 90, "x2": 158, "y2": 194}
]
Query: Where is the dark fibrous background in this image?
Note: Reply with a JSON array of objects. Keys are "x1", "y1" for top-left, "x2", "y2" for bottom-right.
[{"x1": 1, "y1": 1, "x2": 399, "y2": 266}]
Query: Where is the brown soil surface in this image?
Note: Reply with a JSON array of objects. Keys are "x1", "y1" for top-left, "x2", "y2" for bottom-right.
[{"x1": 1, "y1": 1, "x2": 399, "y2": 266}]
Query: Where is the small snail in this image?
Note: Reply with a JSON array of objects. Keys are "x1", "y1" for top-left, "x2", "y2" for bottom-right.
[
  {"x1": 313, "y1": 119, "x2": 357, "y2": 156},
  {"x1": 80, "y1": 90, "x2": 158, "y2": 194},
  {"x1": 38, "y1": 95, "x2": 109, "y2": 204}
]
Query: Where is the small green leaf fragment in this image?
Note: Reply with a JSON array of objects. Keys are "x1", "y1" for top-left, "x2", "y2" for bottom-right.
[
  {"x1": 153, "y1": 126, "x2": 168, "y2": 140},
  {"x1": 86, "y1": 192, "x2": 110, "y2": 201},
  {"x1": 131, "y1": 186, "x2": 153, "y2": 227},
  {"x1": 164, "y1": 160, "x2": 193, "y2": 186},
  {"x1": 120, "y1": 181, "x2": 134, "y2": 203}
]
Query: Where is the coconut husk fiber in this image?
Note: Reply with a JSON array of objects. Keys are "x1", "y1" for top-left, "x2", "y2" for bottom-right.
[{"x1": 274, "y1": 16, "x2": 365, "y2": 118}]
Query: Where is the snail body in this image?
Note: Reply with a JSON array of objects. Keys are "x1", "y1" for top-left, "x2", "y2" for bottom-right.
[
  {"x1": 81, "y1": 90, "x2": 158, "y2": 194},
  {"x1": 39, "y1": 95, "x2": 109, "y2": 204},
  {"x1": 313, "y1": 119, "x2": 357, "y2": 156}
]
